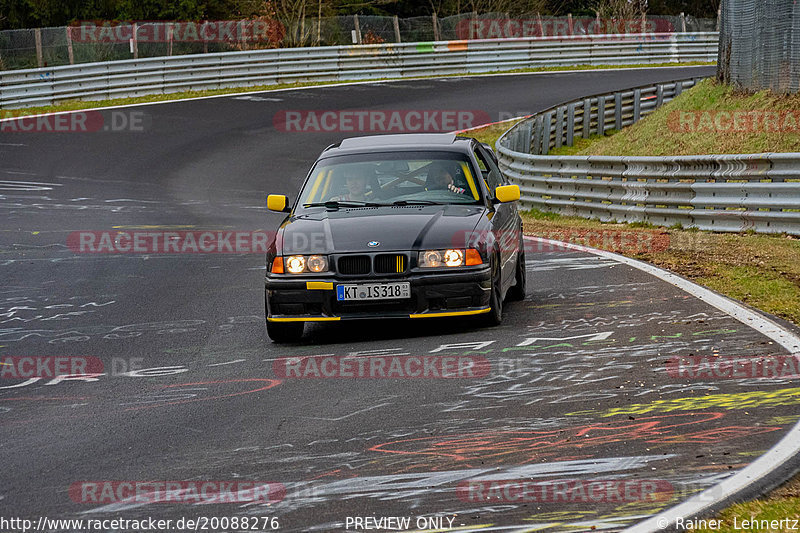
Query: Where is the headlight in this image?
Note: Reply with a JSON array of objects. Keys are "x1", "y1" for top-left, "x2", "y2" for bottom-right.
[
  {"x1": 306, "y1": 255, "x2": 328, "y2": 272},
  {"x1": 419, "y1": 250, "x2": 443, "y2": 267},
  {"x1": 285, "y1": 255, "x2": 306, "y2": 274},
  {"x1": 281, "y1": 255, "x2": 329, "y2": 274},
  {"x1": 419, "y1": 249, "x2": 472, "y2": 268},
  {"x1": 443, "y1": 249, "x2": 464, "y2": 267}
]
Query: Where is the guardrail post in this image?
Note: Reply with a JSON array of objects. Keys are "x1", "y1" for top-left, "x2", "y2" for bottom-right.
[
  {"x1": 470, "y1": 12, "x2": 478, "y2": 39},
  {"x1": 674, "y1": 81, "x2": 683, "y2": 97},
  {"x1": 541, "y1": 112, "x2": 553, "y2": 154},
  {"x1": 554, "y1": 107, "x2": 565, "y2": 149},
  {"x1": 34, "y1": 28, "x2": 43, "y2": 67},
  {"x1": 519, "y1": 122, "x2": 532, "y2": 154},
  {"x1": 393, "y1": 16, "x2": 401, "y2": 43},
  {"x1": 532, "y1": 116, "x2": 543, "y2": 155},
  {"x1": 582, "y1": 99, "x2": 591, "y2": 138},
  {"x1": 656, "y1": 84, "x2": 664, "y2": 107},
  {"x1": 132, "y1": 23, "x2": 139, "y2": 59},
  {"x1": 64, "y1": 26, "x2": 75, "y2": 65},
  {"x1": 354, "y1": 15, "x2": 362, "y2": 44},
  {"x1": 597, "y1": 96, "x2": 606, "y2": 135},
  {"x1": 614, "y1": 92, "x2": 622, "y2": 130},
  {"x1": 566, "y1": 103, "x2": 575, "y2": 146},
  {"x1": 167, "y1": 23, "x2": 173, "y2": 56},
  {"x1": 633, "y1": 88, "x2": 641, "y2": 122},
  {"x1": 239, "y1": 20, "x2": 246, "y2": 50}
]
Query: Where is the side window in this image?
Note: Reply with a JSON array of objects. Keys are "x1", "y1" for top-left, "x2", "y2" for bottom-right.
[{"x1": 475, "y1": 146, "x2": 503, "y2": 192}]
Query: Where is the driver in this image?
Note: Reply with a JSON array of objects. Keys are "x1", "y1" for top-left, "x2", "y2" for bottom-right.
[
  {"x1": 426, "y1": 163, "x2": 466, "y2": 194},
  {"x1": 332, "y1": 168, "x2": 368, "y2": 201}
]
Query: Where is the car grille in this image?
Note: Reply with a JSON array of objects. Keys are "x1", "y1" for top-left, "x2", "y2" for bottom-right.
[
  {"x1": 336, "y1": 253, "x2": 409, "y2": 276},
  {"x1": 337, "y1": 255, "x2": 371, "y2": 275},
  {"x1": 374, "y1": 254, "x2": 407, "y2": 274}
]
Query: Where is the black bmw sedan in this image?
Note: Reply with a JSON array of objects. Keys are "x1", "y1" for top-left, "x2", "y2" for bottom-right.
[{"x1": 264, "y1": 133, "x2": 525, "y2": 342}]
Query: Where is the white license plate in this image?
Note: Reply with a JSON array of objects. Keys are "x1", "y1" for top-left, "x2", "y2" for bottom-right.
[{"x1": 337, "y1": 282, "x2": 411, "y2": 301}]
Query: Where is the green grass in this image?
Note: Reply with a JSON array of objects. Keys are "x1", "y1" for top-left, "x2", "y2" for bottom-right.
[
  {"x1": 690, "y1": 476, "x2": 800, "y2": 532},
  {"x1": 554, "y1": 78, "x2": 800, "y2": 155},
  {"x1": 546, "y1": 133, "x2": 614, "y2": 155},
  {"x1": 0, "y1": 61, "x2": 713, "y2": 116},
  {"x1": 463, "y1": 119, "x2": 527, "y2": 148}
]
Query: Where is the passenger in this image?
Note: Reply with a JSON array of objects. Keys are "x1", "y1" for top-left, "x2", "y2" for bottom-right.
[{"x1": 426, "y1": 163, "x2": 466, "y2": 194}]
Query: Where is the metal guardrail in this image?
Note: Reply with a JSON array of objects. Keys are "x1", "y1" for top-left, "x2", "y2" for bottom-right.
[
  {"x1": 496, "y1": 78, "x2": 800, "y2": 235},
  {"x1": 0, "y1": 32, "x2": 717, "y2": 109}
]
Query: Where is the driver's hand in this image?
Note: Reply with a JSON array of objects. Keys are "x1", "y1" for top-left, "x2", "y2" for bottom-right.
[{"x1": 448, "y1": 183, "x2": 465, "y2": 194}]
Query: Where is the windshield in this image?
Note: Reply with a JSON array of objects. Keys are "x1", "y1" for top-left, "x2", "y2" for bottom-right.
[{"x1": 295, "y1": 151, "x2": 483, "y2": 211}]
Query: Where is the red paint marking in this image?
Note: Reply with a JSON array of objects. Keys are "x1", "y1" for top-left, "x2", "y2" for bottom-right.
[
  {"x1": 367, "y1": 413, "x2": 777, "y2": 466},
  {"x1": 124, "y1": 378, "x2": 281, "y2": 411},
  {"x1": 308, "y1": 469, "x2": 342, "y2": 480}
]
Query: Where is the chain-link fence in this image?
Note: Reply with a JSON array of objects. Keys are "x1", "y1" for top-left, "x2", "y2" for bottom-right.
[
  {"x1": 718, "y1": 0, "x2": 800, "y2": 93},
  {"x1": 0, "y1": 13, "x2": 716, "y2": 71}
]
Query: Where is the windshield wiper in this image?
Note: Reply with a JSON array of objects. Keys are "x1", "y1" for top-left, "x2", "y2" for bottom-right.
[
  {"x1": 390, "y1": 200, "x2": 445, "y2": 206},
  {"x1": 303, "y1": 201, "x2": 382, "y2": 209}
]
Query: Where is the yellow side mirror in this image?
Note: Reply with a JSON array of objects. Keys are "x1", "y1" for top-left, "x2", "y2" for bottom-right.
[
  {"x1": 495, "y1": 184, "x2": 520, "y2": 203},
  {"x1": 267, "y1": 194, "x2": 289, "y2": 213}
]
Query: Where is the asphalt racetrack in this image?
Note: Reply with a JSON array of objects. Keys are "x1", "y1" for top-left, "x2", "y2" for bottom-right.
[{"x1": 5, "y1": 65, "x2": 800, "y2": 532}]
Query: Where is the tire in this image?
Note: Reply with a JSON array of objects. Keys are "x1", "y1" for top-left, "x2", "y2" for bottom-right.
[
  {"x1": 266, "y1": 320, "x2": 304, "y2": 343},
  {"x1": 480, "y1": 254, "x2": 503, "y2": 327},
  {"x1": 507, "y1": 236, "x2": 527, "y2": 302}
]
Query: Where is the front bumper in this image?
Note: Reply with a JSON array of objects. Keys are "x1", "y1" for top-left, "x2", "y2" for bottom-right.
[{"x1": 265, "y1": 266, "x2": 492, "y2": 322}]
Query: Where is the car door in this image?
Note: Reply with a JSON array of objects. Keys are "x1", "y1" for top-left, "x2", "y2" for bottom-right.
[{"x1": 474, "y1": 144, "x2": 519, "y2": 293}]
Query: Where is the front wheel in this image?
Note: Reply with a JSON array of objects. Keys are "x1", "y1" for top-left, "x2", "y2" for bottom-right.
[
  {"x1": 266, "y1": 320, "x2": 304, "y2": 343},
  {"x1": 480, "y1": 254, "x2": 503, "y2": 327}
]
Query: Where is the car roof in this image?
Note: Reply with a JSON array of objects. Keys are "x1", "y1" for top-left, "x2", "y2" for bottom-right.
[{"x1": 321, "y1": 133, "x2": 474, "y2": 158}]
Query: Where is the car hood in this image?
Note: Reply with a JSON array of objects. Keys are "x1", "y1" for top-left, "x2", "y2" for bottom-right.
[{"x1": 279, "y1": 205, "x2": 486, "y2": 254}]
